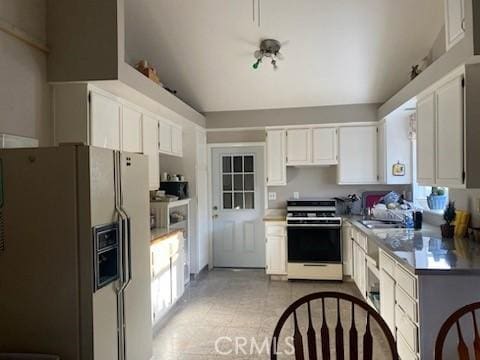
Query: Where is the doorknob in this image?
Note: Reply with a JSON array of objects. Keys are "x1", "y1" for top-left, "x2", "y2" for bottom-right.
[
  {"x1": 213, "y1": 206, "x2": 218, "y2": 210},
  {"x1": 213, "y1": 214, "x2": 219, "y2": 219}
]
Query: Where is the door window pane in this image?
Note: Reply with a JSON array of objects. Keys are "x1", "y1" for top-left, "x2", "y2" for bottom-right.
[
  {"x1": 222, "y1": 156, "x2": 232, "y2": 173},
  {"x1": 234, "y1": 193, "x2": 244, "y2": 209},
  {"x1": 245, "y1": 192, "x2": 254, "y2": 209},
  {"x1": 233, "y1": 156, "x2": 243, "y2": 172},
  {"x1": 234, "y1": 174, "x2": 243, "y2": 191},
  {"x1": 221, "y1": 154, "x2": 256, "y2": 210},
  {"x1": 223, "y1": 175, "x2": 232, "y2": 191},
  {"x1": 244, "y1": 174, "x2": 254, "y2": 191},
  {"x1": 223, "y1": 192, "x2": 232, "y2": 209},
  {"x1": 244, "y1": 156, "x2": 254, "y2": 172}
]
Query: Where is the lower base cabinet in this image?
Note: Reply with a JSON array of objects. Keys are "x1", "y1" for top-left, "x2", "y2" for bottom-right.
[
  {"x1": 265, "y1": 222, "x2": 287, "y2": 275},
  {"x1": 151, "y1": 233, "x2": 185, "y2": 328},
  {"x1": 379, "y1": 268, "x2": 396, "y2": 335}
]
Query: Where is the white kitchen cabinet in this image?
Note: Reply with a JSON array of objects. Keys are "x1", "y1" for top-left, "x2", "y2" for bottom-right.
[
  {"x1": 416, "y1": 74, "x2": 464, "y2": 187},
  {"x1": 312, "y1": 127, "x2": 338, "y2": 165},
  {"x1": 342, "y1": 223, "x2": 353, "y2": 276},
  {"x1": 338, "y1": 125, "x2": 378, "y2": 185},
  {"x1": 378, "y1": 114, "x2": 412, "y2": 185},
  {"x1": 142, "y1": 115, "x2": 160, "y2": 190},
  {"x1": 444, "y1": 0, "x2": 465, "y2": 51},
  {"x1": 158, "y1": 120, "x2": 172, "y2": 154},
  {"x1": 265, "y1": 223, "x2": 287, "y2": 275},
  {"x1": 90, "y1": 91, "x2": 121, "y2": 150},
  {"x1": 121, "y1": 105, "x2": 142, "y2": 153},
  {"x1": 435, "y1": 76, "x2": 464, "y2": 187},
  {"x1": 416, "y1": 93, "x2": 436, "y2": 185},
  {"x1": 171, "y1": 125, "x2": 183, "y2": 156},
  {"x1": 286, "y1": 128, "x2": 311, "y2": 165},
  {"x1": 380, "y1": 268, "x2": 396, "y2": 335},
  {"x1": 266, "y1": 130, "x2": 287, "y2": 186}
]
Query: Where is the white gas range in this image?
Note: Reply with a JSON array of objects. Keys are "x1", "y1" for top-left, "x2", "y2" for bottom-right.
[{"x1": 286, "y1": 199, "x2": 343, "y2": 280}]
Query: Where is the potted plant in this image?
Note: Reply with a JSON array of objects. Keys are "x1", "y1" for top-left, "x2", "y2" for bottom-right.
[
  {"x1": 441, "y1": 201, "x2": 456, "y2": 238},
  {"x1": 427, "y1": 187, "x2": 447, "y2": 210}
]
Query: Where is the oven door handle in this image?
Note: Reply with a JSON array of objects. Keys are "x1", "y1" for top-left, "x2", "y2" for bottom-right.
[
  {"x1": 287, "y1": 225, "x2": 342, "y2": 229},
  {"x1": 303, "y1": 264, "x2": 328, "y2": 267}
]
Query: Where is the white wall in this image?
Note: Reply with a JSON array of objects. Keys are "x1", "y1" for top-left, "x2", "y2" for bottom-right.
[
  {"x1": 267, "y1": 166, "x2": 410, "y2": 209},
  {"x1": 0, "y1": 0, "x2": 50, "y2": 145}
]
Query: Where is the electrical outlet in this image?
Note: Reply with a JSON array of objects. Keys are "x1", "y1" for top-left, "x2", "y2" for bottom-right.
[
  {"x1": 293, "y1": 192, "x2": 300, "y2": 199},
  {"x1": 268, "y1": 192, "x2": 277, "y2": 201}
]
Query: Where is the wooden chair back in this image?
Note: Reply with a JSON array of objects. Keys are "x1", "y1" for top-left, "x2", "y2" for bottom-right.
[
  {"x1": 270, "y1": 291, "x2": 398, "y2": 360},
  {"x1": 434, "y1": 301, "x2": 480, "y2": 360}
]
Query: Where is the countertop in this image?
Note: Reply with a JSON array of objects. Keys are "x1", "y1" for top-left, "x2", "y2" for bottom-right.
[
  {"x1": 263, "y1": 209, "x2": 287, "y2": 222},
  {"x1": 150, "y1": 227, "x2": 183, "y2": 245},
  {"x1": 345, "y1": 216, "x2": 480, "y2": 275}
]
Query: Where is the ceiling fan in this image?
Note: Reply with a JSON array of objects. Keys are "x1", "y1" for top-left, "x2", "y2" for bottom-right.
[{"x1": 252, "y1": 39, "x2": 284, "y2": 70}]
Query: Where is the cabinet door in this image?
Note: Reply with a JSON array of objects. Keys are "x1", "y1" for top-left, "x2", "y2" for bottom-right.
[
  {"x1": 342, "y1": 224, "x2": 353, "y2": 276},
  {"x1": 436, "y1": 76, "x2": 464, "y2": 187},
  {"x1": 159, "y1": 120, "x2": 172, "y2": 154},
  {"x1": 377, "y1": 120, "x2": 387, "y2": 184},
  {"x1": 171, "y1": 125, "x2": 183, "y2": 156},
  {"x1": 380, "y1": 269, "x2": 396, "y2": 335},
  {"x1": 445, "y1": 0, "x2": 465, "y2": 51},
  {"x1": 338, "y1": 126, "x2": 378, "y2": 184},
  {"x1": 312, "y1": 127, "x2": 338, "y2": 165},
  {"x1": 358, "y1": 249, "x2": 366, "y2": 298},
  {"x1": 286, "y1": 128, "x2": 311, "y2": 165},
  {"x1": 90, "y1": 92, "x2": 121, "y2": 150},
  {"x1": 171, "y1": 245, "x2": 185, "y2": 303},
  {"x1": 142, "y1": 115, "x2": 160, "y2": 190},
  {"x1": 266, "y1": 130, "x2": 287, "y2": 186},
  {"x1": 266, "y1": 235, "x2": 286, "y2": 275},
  {"x1": 121, "y1": 105, "x2": 142, "y2": 153},
  {"x1": 416, "y1": 93, "x2": 436, "y2": 185}
]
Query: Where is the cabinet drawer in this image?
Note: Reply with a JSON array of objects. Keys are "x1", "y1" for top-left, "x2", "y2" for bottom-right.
[
  {"x1": 357, "y1": 232, "x2": 367, "y2": 251},
  {"x1": 266, "y1": 225, "x2": 286, "y2": 236},
  {"x1": 397, "y1": 331, "x2": 418, "y2": 360},
  {"x1": 396, "y1": 285, "x2": 418, "y2": 323},
  {"x1": 395, "y1": 264, "x2": 417, "y2": 299},
  {"x1": 379, "y1": 250, "x2": 395, "y2": 276},
  {"x1": 395, "y1": 305, "x2": 419, "y2": 353}
]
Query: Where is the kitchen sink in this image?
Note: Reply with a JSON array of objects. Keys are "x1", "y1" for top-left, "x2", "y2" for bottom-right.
[{"x1": 359, "y1": 219, "x2": 405, "y2": 229}]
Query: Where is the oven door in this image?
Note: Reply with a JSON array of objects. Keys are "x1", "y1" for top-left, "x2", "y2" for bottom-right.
[{"x1": 287, "y1": 226, "x2": 341, "y2": 263}]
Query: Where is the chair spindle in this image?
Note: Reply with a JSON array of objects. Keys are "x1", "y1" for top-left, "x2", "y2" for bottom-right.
[
  {"x1": 335, "y1": 298, "x2": 345, "y2": 360},
  {"x1": 307, "y1": 301, "x2": 318, "y2": 360}
]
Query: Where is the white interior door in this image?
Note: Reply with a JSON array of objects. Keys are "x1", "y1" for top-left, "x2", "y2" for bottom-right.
[{"x1": 211, "y1": 146, "x2": 265, "y2": 268}]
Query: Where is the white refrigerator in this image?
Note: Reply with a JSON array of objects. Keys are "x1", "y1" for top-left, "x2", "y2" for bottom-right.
[{"x1": 0, "y1": 145, "x2": 152, "y2": 360}]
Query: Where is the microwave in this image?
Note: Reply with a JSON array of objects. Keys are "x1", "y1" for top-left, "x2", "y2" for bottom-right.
[{"x1": 160, "y1": 181, "x2": 189, "y2": 199}]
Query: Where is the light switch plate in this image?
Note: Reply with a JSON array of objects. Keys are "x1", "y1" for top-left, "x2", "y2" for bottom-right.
[
  {"x1": 268, "y1": 192, "x2": 277, "y2": 201},
  {"x1": 293, "y1": 192, "x2": 300, "y2": 199}
]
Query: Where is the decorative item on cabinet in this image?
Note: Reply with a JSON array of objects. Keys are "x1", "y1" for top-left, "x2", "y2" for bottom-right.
[
  {"x1": 392, "y1": 162, "x2": 406, "y2": 176},
  {"x1": 135, "y1": 60, "x2": 162, "y2": 85},
  {"x1": 441, "y1": 201, "x2": 456, "y2": 238}
]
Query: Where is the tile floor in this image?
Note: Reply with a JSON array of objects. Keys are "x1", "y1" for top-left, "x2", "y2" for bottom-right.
[{"x1": 152, "y1": 270, "x2": 392, "y2": 359}]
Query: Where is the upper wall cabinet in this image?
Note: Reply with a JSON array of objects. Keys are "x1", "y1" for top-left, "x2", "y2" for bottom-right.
[
  {"x1": 377, "y1": 114, "x2": 413, "y2": 185},
  {"x1": 286, "y1": 128, "x2": 311, "y2": 165},
  {"x1": 285, "y1": 127, "x2": 338, "y2": 166},
  {"x1": 416, "y1": 72, "x2": 464, "y2": 187},
  {"x1": 142, "y1": 115, "x2": 160, "y2": 190},
  {"x1": 312, "y1": 127, "x2": 338, "y2": 165},
  {"x1": 338, "y1": 125, "x2": 378, "y2": 185},
  {"x1": 266, "y1": 130, "x2": 287, "y2": 186},
  {"x1": 52, "y1": 83, "x2": 185, "y2": 190},
  {"x1": 416, "y1": 93, "x2": 436, "y2": 185},
  {"x1": 158, "y1": 120, "x2": 183, "y2": 157},
  {"x1": 90, "y1": 92, "x2": 121, "y2": 150},
  {"x1": 122, "y1": 105, "x2": 143, "y2": 153},
  {"x1": 444, "y1": 0, "x2": 465, "y2": 51}
]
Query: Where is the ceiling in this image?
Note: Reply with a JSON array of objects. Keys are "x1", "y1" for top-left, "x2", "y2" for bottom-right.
[{"x1": 125, "y1": 0, "x2": 444, "y2": 113}]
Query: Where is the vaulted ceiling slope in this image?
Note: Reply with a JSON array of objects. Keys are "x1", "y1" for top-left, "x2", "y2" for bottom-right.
[{"x1": 125, "y1": 0, "x2": 444, "y2": 113}]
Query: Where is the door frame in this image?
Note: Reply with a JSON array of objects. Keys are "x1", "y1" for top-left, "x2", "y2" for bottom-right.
[{"x1": 207, "y1": 142, "x2": 267, "y2": 270}]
